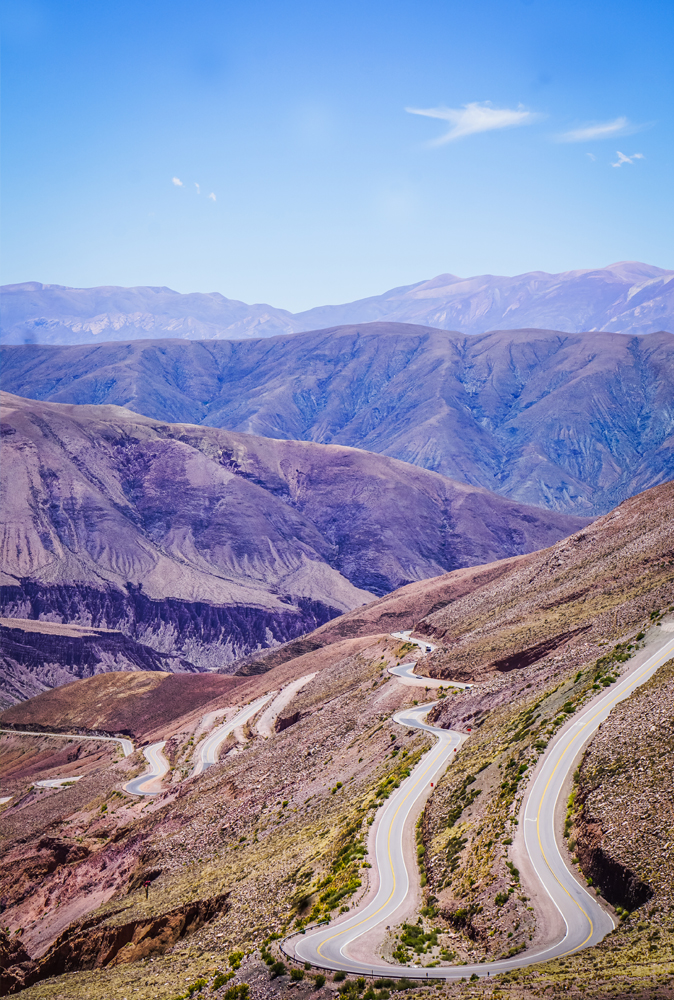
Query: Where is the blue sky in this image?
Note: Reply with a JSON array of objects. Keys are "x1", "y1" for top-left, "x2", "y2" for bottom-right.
[{"x1": 1, "y1": 0, "x2": 672, "y2": 310}]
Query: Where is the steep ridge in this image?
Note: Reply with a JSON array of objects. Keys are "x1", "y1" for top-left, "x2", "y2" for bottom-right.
[
  {"x1": 239, "y1": 480, "x2": 674, "y2": 688},
  {"x1": 2, "y1": 263, "x2": 672, "y2": 345},
  {"x1": 0, "y1": 392, "x2": 585, "y2": 700},
  {"x1": 3, "y1": 326, "x2": 672, "y2": 513}
]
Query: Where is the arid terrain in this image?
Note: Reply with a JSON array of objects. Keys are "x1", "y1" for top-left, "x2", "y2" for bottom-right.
[
  {"x1": 0, "y1": 480, "x2": 673, "y2": 999},
  {"x1": 0, "y1": 391, "x2": 587, "y2": 705},
  {"x1": 3, "y1": 325, "x2": 673, "y2": 514}
]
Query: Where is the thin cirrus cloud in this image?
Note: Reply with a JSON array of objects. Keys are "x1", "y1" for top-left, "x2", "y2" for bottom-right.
[
  {"x1": 612, "y1": 151, "x2": 644, "y2": 167},
  {"x1": 405, "y1": 101, "x2": 541, "y2": 145},
  {"x1": 555, "y1": 116, "x2": 640, "y2": 143},
  {"x1": 171, "y1": 178, "x2": 216, "y2": 201}
]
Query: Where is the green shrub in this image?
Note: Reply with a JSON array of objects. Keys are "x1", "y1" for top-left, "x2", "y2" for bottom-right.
[
  {"x1": 291, "y1": 968, "x2": 305, "y2": 981},
  {"x1": 229, "y1": 951, "x2": 244, "y2": 970},
  {"x1": 270, "y1": 960, "x2": 286, "y2": 978},
  {"x1": 212, "y1": 971, "x2": 235, "y2": 989},
  {"x1": 314, "y1": 974, "x2": 326, "y2": 989},
  {"x1": 333, "y1": 971, "x2": 346, "y2": 982},
  {"x1": 223, "y1": 986, "x2": 249, "y2": 1000}
]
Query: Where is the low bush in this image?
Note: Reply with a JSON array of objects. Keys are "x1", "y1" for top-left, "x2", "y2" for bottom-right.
[{"x1": 212, "y1": 971, "x2": 235, "y2": 989}]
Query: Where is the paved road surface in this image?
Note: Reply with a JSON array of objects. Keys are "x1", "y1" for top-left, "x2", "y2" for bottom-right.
[
  {"x1": 35, "y1": 776, "x2": 84, "y2": 788},
  {"x1": 390, "y1": 631, "x2": 437, "y2": 653},
  {"x1": 293, "y1": 636, "x2": 674, "y2": 979},
  {"x1": 124, "y1": 741, "x2": 169, "y2": 796},
  {"x1": 0, "y1": 727, "x2": 134, "y2": 757},
  {"x1": 388, "y1": 662, "x2": 471, "y2": 690},
  {"x1": 389, "y1": 631, "x2": 471, "y2": 689},
  {"x1": 193, "y1": 695, "x2": 272, "y2": 776}
]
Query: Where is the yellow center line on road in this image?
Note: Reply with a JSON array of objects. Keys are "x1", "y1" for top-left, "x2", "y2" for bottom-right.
[
  {"x1": 536, "y1": 640, "x2": 674, "y2": 957},
  {"x1": 317, "y1": 730, "x2": 453, "y2": 960},
  {"x1": 312, "y1": 638, "x2": 674, "y2": 972}
]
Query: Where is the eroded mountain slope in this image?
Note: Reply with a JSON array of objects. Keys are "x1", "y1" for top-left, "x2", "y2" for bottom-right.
[
  {"x1": 3, "y1": 326, "x2": 673, "y2": 513},
  {"x1": 0, "y1": 392, "x2": 586, "y2": 700},
  {"x1": 248, "y1": 481, "x2": 673, "y2": 692}
]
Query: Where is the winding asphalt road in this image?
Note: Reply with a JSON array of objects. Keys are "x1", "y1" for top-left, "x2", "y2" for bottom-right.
[
  {"x1": 124, "y1": 741, "x2": 169, "y2": 796},
  {"x1": 0, "y1": 727, "x2": 134, "y2": 757},
  {"x1": 192, "y1": 694, "x2": 272, "y2": 776},
  {"x1": 390, "y1": 631, "x2": 437, "y2": 653},
  {"x1": 388, "y1": 662, "x2": 472, "y2": 690},
  {"x1": 292, "y1": 635, "x2": 674, "y2": 979}
]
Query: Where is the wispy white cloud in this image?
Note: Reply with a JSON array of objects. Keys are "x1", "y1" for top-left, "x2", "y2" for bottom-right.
[
  {"x1": 172, "y1": 176, "x2": 183, "y2": 186},
  {"x1": 586, "y1": 152, "x2": 596, "y2": 161},
  {"x1": 195, "y1": 182, "x2": 201, "y2": 194},
  {"x1": 556, "y1": 116, "x2": 639, "y2": 143},
  {"x1": 612, "y1": 151, "x2": 645, "y2": 167},
  {"x1": 405, "y1": 101, "x2": 540, "y2": 145},
  {"x1": 208, "y1": 192, "x2": 216, "y2": 201}
]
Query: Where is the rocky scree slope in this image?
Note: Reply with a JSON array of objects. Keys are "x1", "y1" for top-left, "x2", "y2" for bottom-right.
[
  {"x1": 571, "y1": 651, "x2": 674, "y2": 912},
  {"x1": 2, "y1": 262, "x2": 672, "y2": 344},
  {"x1": 3, "y1": 325, "x2": 672, "y2": 514},
  {"x1": 0, "y1": 392, "x2": 586, "y2": 698},
  {"x1": 0, "y1": 639, "x2": 434, "y2": 996},
  {"x1": 2, "y1": 603, "x2": 674, "y2": 996},
  {"x1": 241, "y1": 480, "x2": 674, "y2": 694}
]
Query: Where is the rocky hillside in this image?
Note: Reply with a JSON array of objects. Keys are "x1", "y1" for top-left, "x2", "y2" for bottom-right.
[
  {"x1": 571, "y1": 653, "x2": 674, "y2": 911},
  {"x1": 242, "y1": 480, "x2": 674, "y2": 694},
  {"x1": 2, "y1": 263, "x2": 672, "y2": 345},
  {"x1": 3, "y1": 326, "x2": 672, "y2": 514},
  {"x1": 0, "y1": 670, "x2": 244, "y2": 741},
  {"x1": 0, "y1": 619, "x2": 200, "y2": 709},
  {"x1": 0, "y1": 482, "x2": 673, "y2": 999},
  {"x1": 0, "y1": 392, "x2": 584, "y2": 698}
]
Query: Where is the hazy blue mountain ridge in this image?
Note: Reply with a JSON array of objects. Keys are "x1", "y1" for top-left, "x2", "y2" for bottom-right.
[
  {"x1": 2, "y1": 324, "x2": 672, "y2": 515},
  {"x1": 1, "y1": 262, "x2": 672, "y2": 345}
]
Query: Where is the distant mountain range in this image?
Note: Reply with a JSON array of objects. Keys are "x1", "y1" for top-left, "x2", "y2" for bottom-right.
[
  {"x1": 3, "y1": 325, "x2": 672, "y2": 514},
  {"x1": 1, "y1": 261, "x2": 672, "y2": 344},
  {"x1": 0, "y1": 391, "x2": 584, "y2": 694}
]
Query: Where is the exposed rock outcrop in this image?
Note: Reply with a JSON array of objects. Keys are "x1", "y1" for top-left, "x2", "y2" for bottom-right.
[
  {"x1": 0, "y1": 391, "x2": 589, "y2": 702},
  {"x1": 1, "y1": 892, "x2": 230, "y2": 994},
  {"x1": 0, "y1": 617, "x2": 199, "y2": 707}
]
